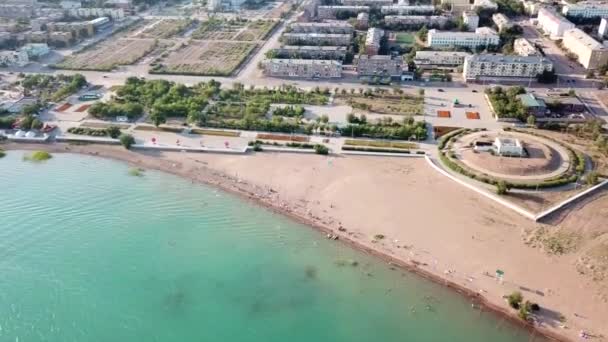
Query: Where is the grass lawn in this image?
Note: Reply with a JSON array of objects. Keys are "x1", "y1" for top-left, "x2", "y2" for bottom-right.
[
  {"x1": 344, "y1": 139, "x2": 419, "y2": 149},
  {"x1": 395, "y1": 32, "x2": 414, "y2": 46}
]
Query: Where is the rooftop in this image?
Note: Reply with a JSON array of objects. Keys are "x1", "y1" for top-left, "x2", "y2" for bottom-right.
[
  {"x1": 415, "y1": 51, "x2": 472, "y2": 57},
  {"x1": 467, "y1": 54, "x2": 552, "y2": 64},
  {"x1": 267, "y1": 59, "x2": 342, "y2": 66},
  {"x1": 517, "y1": 93, "x2": 547, "y2": 108},
  {"x1": 564, "y1": 28, "x2": 605, "y2": 50}
]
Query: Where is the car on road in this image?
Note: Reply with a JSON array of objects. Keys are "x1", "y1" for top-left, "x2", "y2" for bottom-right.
[
  {"x1": 438, "y1": 89, "x2": 444, "y2": 92},
  {"x1": 472, "y1": 90, "x2": 478, "y2": 93}
]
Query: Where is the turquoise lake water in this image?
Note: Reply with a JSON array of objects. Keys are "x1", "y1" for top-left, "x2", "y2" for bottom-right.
[{"x1": 0, "y1": 151, "x2": 545, "y2": 342}]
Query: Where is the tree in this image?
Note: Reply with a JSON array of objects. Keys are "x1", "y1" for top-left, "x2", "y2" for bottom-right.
[
  {"x1": 586, "y1": 171, "x2": 599, "y2": 186},
  {"x1": 568, "y1": 89, "x2": 576, "y2": 96},
  {"x1": 536, "y1": 69, "x2": 557, "y2": 84},
  {"x1": 416, "y1": 25, "x2": 428, "y2": 42},
  {"x1": 119, "y1": 134, "x2": 135, "y2": 150},
  {"x1": 320, "y1": 114, "x2": 329, "y2": 123},
  {"x1": 150, "y1": 109, "x2": 167, "y2": 127},
  {"x1": 507, "y1": 291, "x2": 523, "y2": 309},
  {"x1": 418, "y1": 88, "x2": 425, "y2": 96},
  {"x1": 496, "y1": 180, "x2": 510, "y2": 195},
  {"x1": 314, "y1": 144, "x2": 329, "y2": 155},
  {"x1": 107, "y1": 126, "x2": 121, "y2": 139},
  {"x1": 19, "y1": 115, "x2": 34, "y2": 130},
  {"x1": 31, "y1": 118, "x2": 43, "y2": 130},
  {"x1": 585, "y1": 70, "x2": 595, "y2": 79},
  {"x1": 526, "y1": 115, "x2": 536, "y2": 127}
]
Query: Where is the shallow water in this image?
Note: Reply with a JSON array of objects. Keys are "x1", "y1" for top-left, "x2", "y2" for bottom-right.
[{"x1": 0, "y1": 151, "x2": 545, "y2": 342}]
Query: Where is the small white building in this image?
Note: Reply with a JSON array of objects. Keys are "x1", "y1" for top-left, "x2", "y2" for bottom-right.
[
  {"x1": 492, "y1": 13, "x2": 512, "y2": 32},
  {"x1": 537, "y1": 8, "x2": 575, "y2": 38},
  {"x1": 599, "y1": 17, "x2": 608, "y2": 37},
  {"x1": 427, "y1": 27, "x2": 500, "y2": 49},
  {"x1": 493, "y1": 137, "x2": 525, "y2": 157},
  {"x1": 462, "y1": 11, "x2": 479, "y2": 31}
]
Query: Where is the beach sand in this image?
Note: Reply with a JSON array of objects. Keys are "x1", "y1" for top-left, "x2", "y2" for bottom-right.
[{"x1": 7, "y1": 143, "x2": 607, "y2": 342}]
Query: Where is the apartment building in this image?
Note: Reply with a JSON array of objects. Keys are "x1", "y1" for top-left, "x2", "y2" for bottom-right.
[
  {"x1": 562, "y1": 28, "x2": 608, "y2": 69},
  {"x1": 462, "y1": 11, "x2": 479, "y2": 31},
  {"x1": 282, "y1": 33, "x2": 352, "y2": 46},
  {"x1": 341, "y1": 0, "x2": 393, "y2": 7},
  {"x1": 357, "y1": 12, "x2": 369, "y2": 29},
  {"x1": 380, "y1": 5, "x2": 435, "y2": 15},
  {"x1": 288, "y1": 22, "x2": 354, "y2": 34},
  {"x1": 427, "y1": 27, "x2": 500, "y2": 49},
  {"x1": 599, "y1": 17, "x2": 608, "y2": 37},
  {"x1": 473, "y1": 0, "x2": 498, "y2": 10},
  {"x1": 364, "y1": 27, "x2": 384, "y2": 55},
  {"x1": 0, "y1": 5, "x2": 34, "y2": 19},
  {"x1": 264, "y1": 59, "x2": 343, "y2": 78},
  {"x1": 355, "y1": 55, "x2": 402, "y2": 77},
  {"x1": 273, "y1": 46, "x2": 348, "y2": 60},
  {"x1": 462, "y1": 54, "x2": 553, "y2": 82},
  {"x1": 384, "y1": 15, "x2": 450, "y2": 27},
  {"x1": 317, "y1": 6, "x2": 370, "y2": 19},
  {"x1": 440, "y1": 0, "x2": 474, "y2": 10},
  {"x1": 514, "y1": 38, "x2": 539, "y2": 56},
  {"x1": 537, "y1": 7, "x2": 574, "y2": 38},
  {"x1": 68, "y1": 8, "x2": 125, "y2": 20},
  {"x1": 47, "y1": 21, "x2": 95, "y2": 39},
  {"x1": 414, "y1": 51, "x2": 471, "y2": 68},
  {"x1": 492, "y1": 13, "x2": 512, "y2": 31},
  {"x1": 20, "y1": 43, "x2": 50, "y2": 58},
  {"x1": 562, "y1": 1, "x2": 608, "y2": 18}
]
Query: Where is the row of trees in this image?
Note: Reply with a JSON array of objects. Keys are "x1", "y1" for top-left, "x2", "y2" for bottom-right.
[
  {"x1": 21, "y1": 74, "x2": 87, "y2": 102},
  {"x1": 485, "y1": 86, "x2": 528, "y2": 121}
]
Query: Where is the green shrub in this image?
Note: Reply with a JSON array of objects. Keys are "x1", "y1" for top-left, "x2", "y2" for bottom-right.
[
  {"x1": 507, "y1": 291, "x2": 523, "y2": 309},
  {"x1": 0, "y1": 149, "x2": 5, "y2": 158},
  {"x1": 119, "y1": 134, "x2": 135, "y2": 150},
  {"x1": 252, "y1": 143, "x2": 263, "y2": 151},
  {"x1": 374, "y1": 234, "x2": 385, "y2": 240},
  {"x1": 23, "y1": 151, "x2": 52, "y2": 162},
  {"x1": 496, "y1": 180, "x2": 509, "y2": 195},
  {"x1": 314, "y1": 144, "x2": 329, "y2": 155},
  {"x1": 107, "y1": 126, "x2": 121, "y2": 139}
]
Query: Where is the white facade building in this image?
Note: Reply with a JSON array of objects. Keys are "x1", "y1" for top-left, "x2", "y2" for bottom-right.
[
  {"x1": 493, "y1": 138, "x2": 525, "y2": 156},
  {"x1": 562, "y1": 28, "x2": 608, "y2": 69},
  {"x1": 462, "y1": 54, "x2": 553, "y2": 82},
  {"x1": 514, "y1": 38, "x2": 539, "y2": 56},
  {"x1": 380, "y1": 5, "x2": 435, "y2": 14},
  {"x1": 20, "y1": 43, "x2": 50, "y2": 58},
  {"x1": 462, "y1": 11, "x2": 479, "y2": 31},
  {"x1": 537, "y1": 7, "x2": 575, "y2": 38},
  {"x1": 384, "y1": 15, "x2": 449, "y2": 27},
  {"x1": 599, "y1": 17, "x2": 608, "y2": 37},
  {"x1": 264, "y1": 59, "x2": 342, "y2": 78},
  {"x1": 414, "y1": 51, "x2": 471, "y2": 67},
  {"x1": 562, "y1": 1, "x2": 608, "y2": 18},
  {"x1": 427, "y1": 27, "x2": 500, "y2": 49},
  {"x1": 473, "y1": 0, "x2": 498, "y2": 10}
]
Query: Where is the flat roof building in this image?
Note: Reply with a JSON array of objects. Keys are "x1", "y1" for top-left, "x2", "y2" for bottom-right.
[
  {"x1": 355, "y1": 55, "x2": 403, "y2": 77},
  {"x1": 514, "y1": 38, "x2": 539, "y2": 56},
  {"x1": 288, "y1": 22, "x2": 354, "y2": 34},
  {"x1": 380, "y1": 5, "x2": 435, "y2": 14},
  {"x1": 492, "y1": 13, "x2": 512, "y2": 32},
  {"x1": 414, "y1": 50, "x2": 472, "y2": 67},
  {"x1": 317, "y1": 5, "x2": 370, "y2": 19},
  {"x1": 282, "y1": 33, "x2": 352, "y2": 46},
  {"x1": 364, "y1": 27, "x2": 384, "y2": 55},
  {"x1": 562, "y1": 1, "x2": 608, "y2": 18},
  {"x1": 463, "y1": 54, "x2": 553, "y2": 82},
  {"x1": 384, "y1": 15, "x2": 450, "y2": 27},
  {"x1": 341, "y1": 0, "x2": 393, "y2": 7},
  {"x1": 462, "y1": 11, "x2": 479, "y2": 31},
  {"x1": 493, "y1": 137, "x2": 525, "y2": 157},
  {"x1": 537, "y1": 8, "x2": 575, "y2": 38},
  {"x1": 427, "y1": 27, "x2": 500, "y2": 49},
  {"x1": 272, "y1": 45, "x2": 348, "y2": 60},
  {"x1": 599, "y1": 17, "x2": 608, "y2": 37},
  {"x1": 264, "y1": 59, "x2": 343, "y2": 78},
  {"x1": 562, "y1": 28, "x2": 608, "y2": 69}
]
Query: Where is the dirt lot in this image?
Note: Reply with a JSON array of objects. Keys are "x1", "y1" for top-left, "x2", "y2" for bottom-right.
[
  {"x1": 151, "y1": 40, "x2": 256, "y2": 76},
  {"x1": 335, "y1": 92, "x2": 424, "y2": 116},
  {"x1": 191, "y1": 18, "x2": 276, "y2": 41},
  {"x1": 55, "y1": 38, "x2": 158, "y2": 71},
  {"x1": 233, "y1": 20, "x2": 278, "y2": 41}
]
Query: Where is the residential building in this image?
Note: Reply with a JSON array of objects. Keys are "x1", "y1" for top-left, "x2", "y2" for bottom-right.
[
  {"x1": 273, "y1": 46, "x2": 348, "y2": 60},
  {"x1": 514, "y1": 38, "x2": 539, "y2": 56},
  {"x1": 288, "y1": 22, "x2": 354, "y2": 34},
  {"x1": 0, "y1": 4, "x2": 34, "y2": 19},
  {"x1": 462, "y1": 11, "x2": 479, "y2": 31},
  {"x1": 441, "y1": 0, "x2": 474, "y2": 10},
  {"x1": 384, "y1": 15, "x2": 450, "y2": 27},
  {"x1": 49, "y1": 31, "x2": 73, "y2": 46},
  {"x1": 60, "y1": 1, "x2": 82, "y2": 9},
  {"x1": 517, "y1": 93, "x2": 548, "y2": 116},
  {"x1": 522, "y1": 0, "x2": 541, "y2": 15},
  {"x1": 493, "y1": 138, "x2": 525, "y2": 157},
  {"x1": 89, "y1": 17, "x2": 112, "y2": 32},
  {"x1": 0, "y1": 50, "x2": 29, "y2": 67},
  {"x1": 364, "y1": 27, "x2": 384, "y2": 55},
  {"x1": 380, "y1": 5, "x2": 435, "y2": 14},
  {"x1": 462, "y1": 54, "x2": 553, "y2": 82},
  {"x1": 317, "y1": 6, "x2": 369, "y2": 19},
  {"x1": 537, "y1": 8, "x2": 574, "y2": 38},
  {"x1": 562, "y1": 1, "x2": 608, "y2": 18},
  {"x1": 105, "y1": 0, "x2": 133, "y2": 10},
  {"x1": 600, "y1": 17, "x2": 608, "y2": 37},
  {"x1": 355, "y1": 55, "x2": 402, "y2": 77},
  {"x1": 47, "y1": 21, "x2": 95, "y2": 39},
  {"x1": 356, "y1": 12, "x2": 369, "y2": 29},
  {"x1": 562, "y1": 28, "x2": 608, "y2": 69},
  {"x1": 341, "y1": 0, "x2": 393, "y2": 7},
  {"x1": 427, "y1": 27, "x2": 500, "y2": 49},
  {"x1": 68, "y1": 8, "x2": 125, "y2": 20},
  {"x1": 492, "y1": 13, "x2": 512, "y2": 31},
  {"x1": 537, "y1": 93, "x2": 585, "y2": 112},
  {"x1": 25, "y1": 31, "x2": 48, "y2": 43},
  {"x1": 282, "y1": 33, "x2": 352, "y2": 46},
  {"x1": 473, "y1": 0, "x2": 498, "y2": 10},
  {"x1": 414, "y1": 50, "x2": 471, "y2": 68},
  {"x1": 20, "y1": 43, "x2": 50, "y2": 58},
  {"x1": 264, "y1": 59, "x2": 342, "y2": 78}
]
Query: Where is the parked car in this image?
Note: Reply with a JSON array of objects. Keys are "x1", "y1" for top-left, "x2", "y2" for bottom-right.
[{"x1": 438, "y1": 89, "x2": 444, "y2": 92}]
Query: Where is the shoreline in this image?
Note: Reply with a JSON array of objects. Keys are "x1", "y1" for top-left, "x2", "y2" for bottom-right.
[{"x1": 4, "y1": 143, "x2": 577, "y2": 342}]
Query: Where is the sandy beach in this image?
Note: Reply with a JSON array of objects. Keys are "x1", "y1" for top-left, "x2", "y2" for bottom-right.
[{"x1": 6, "y1": 143, "x2": 608, "y2": 342}]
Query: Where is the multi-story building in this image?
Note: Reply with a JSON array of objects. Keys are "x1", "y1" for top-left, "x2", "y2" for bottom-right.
[
  {"x1": 462, "y1": 54, "x2": 553, "y2": 82},
  {"x1": 264, "y1": 59, "x2": 343, "y2": 78},
  {"x1": 317, "y1": 6, "x2": 369, "y2": 19},
  {"x1": 427, "y1": 27, "x2": 500, "y2": 49},
  {"x1": 272, "y1": 46, "x2": 348, "y2": 60},
  {"x1": 562, "y1": 1, "x2": 608, "y2": 18},
  {"x1": 288, "y1": 22, "x2": 354, "y2": 34},
  {"x1": 49, "y1": 31, "x2": 73, "y2": 46},
  {"x1": 341, "y1": 0, "x2": 393, "y2": 7},
  {"x1": 68, "y1": 8, "x2": 125, "y2": 20},
  {"x1": 414, "y1": 51, "x2": 471, "y2": 68},
  {"x1": 441, "y1": 0, "x2": 474, "y2": 10},
  {"x1": 514, "y1": 38, "x2": 539, "y2": 56},
  {"x1": 562, "y1": 28, "x2": 608, "y2": 69},
  {"x1": 364, "y1": 27, "x2": 383, "y2": 55},
  {"x1": 47, "y1": 21, "x2": 95, "y2": 39},
  {"x1": 355, "y1": 55, "x2": 402, "y2": 77},
  {"x1": 473, "y1": 0, "x2": 498, "y2": 10},
  {"x1": 0, "y1": 50, "x2": 29, "y2": 67},
  {"x1": 492, "y1": 13, "x2": 512, "y2": 31},
  {"x1": 356, "y1": 12, "x2": 369, "y2": 29},
  {"x1": 0, "y1": 5, "x2": 34, "y2": 19},
  {"x1": 282, "y1": 33, "x2": 352, "y2": 46},
  {"x1": 462, "y1": 11, "x2": 479, "y2": 31},
  {"x1": 207, "y1": 0, "x2": 222, "y2": 11},
  {"x1": 537, "y1": 8, "x2": 574, "y2": 38},
  {"x1": 599, "y1": 17, "x2": 608, "y2": 37},
  {"x1": 384, "y1": 15, "x2": 450, "y2": 27},
  {"x1": 25, "y1": 31, "x2": 48, "y2": 43},
  {"x1": 380, "y1": 5, "x2": 435, "y2": 15}
]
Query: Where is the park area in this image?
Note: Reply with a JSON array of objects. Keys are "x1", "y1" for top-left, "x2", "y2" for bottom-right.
[
  {"x1": 191, "y1": 18, "x2": 277, "y2": 41},
  {"x1": 336, "y1": 91, "x2": 424, "y2": 116},
  {"x1": 393, "y1": 32, "x2": 415, "y2": 47},
  {"x1": 55, "y1": 38, "x2": 158, "y2": 71},
  {"x1": 150, "y1": 41, "x2": 256, "y2": 76},
  {"x1": 133, "y1": 19, "x2": 192, "y2": 39}
]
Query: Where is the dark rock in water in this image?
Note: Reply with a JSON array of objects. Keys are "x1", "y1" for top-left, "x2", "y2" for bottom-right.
[{"x1": 304, "y1": 266, "x2": 317, "y2": 280}]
